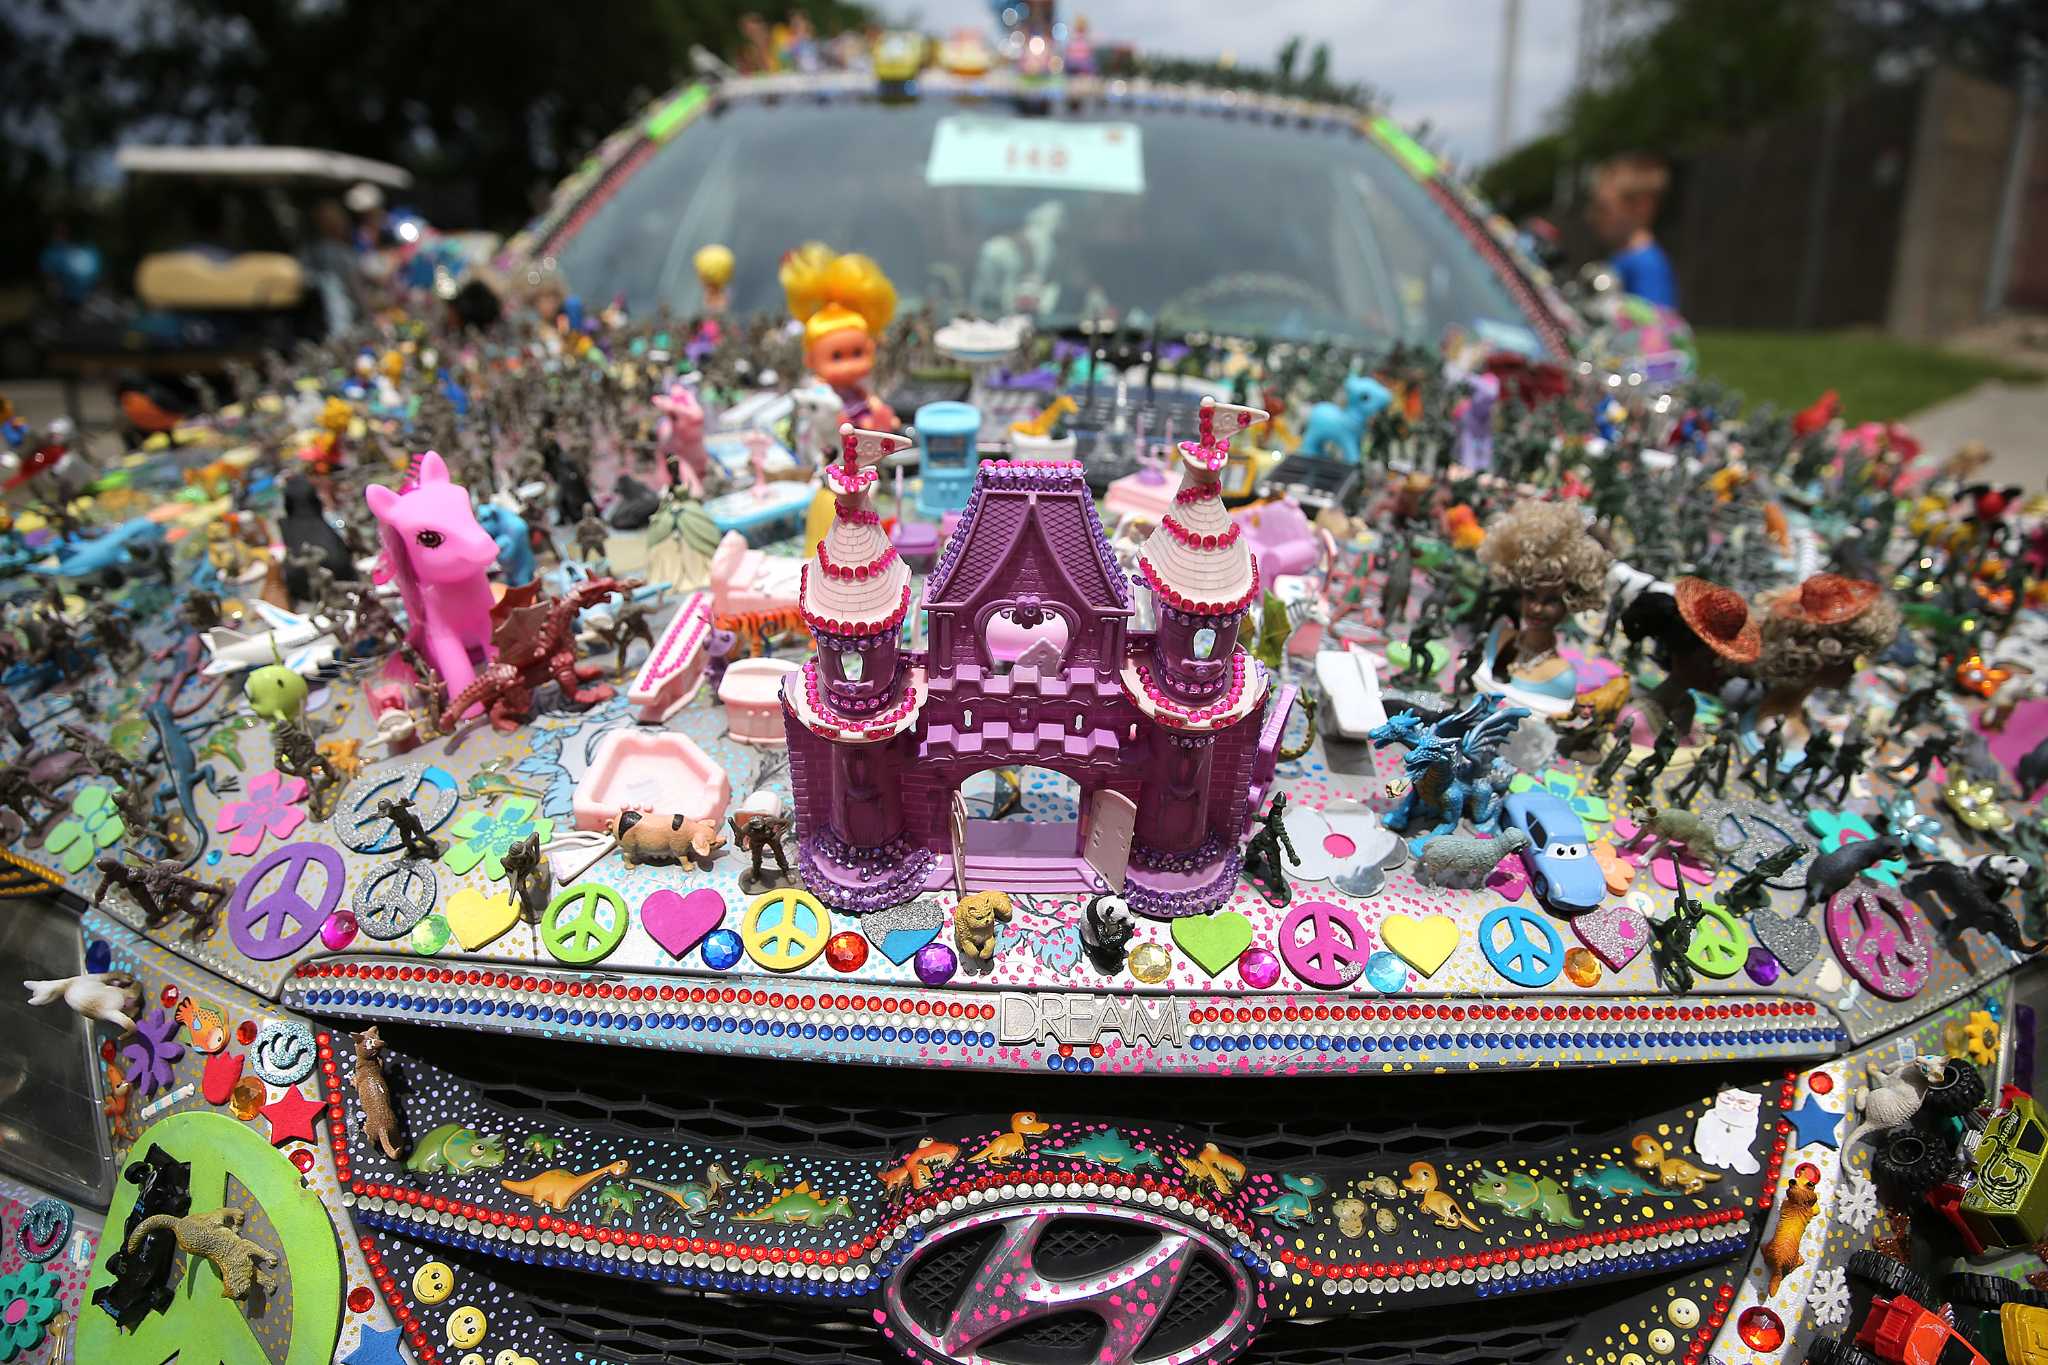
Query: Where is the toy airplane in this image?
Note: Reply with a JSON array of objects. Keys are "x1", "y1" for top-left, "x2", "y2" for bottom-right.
[
  {"x1": 201, "y1": 601, "x2": 342, "y2": 677},
  {"x1": 35, "y1": 517, "x2": 166, "y2": 579}
]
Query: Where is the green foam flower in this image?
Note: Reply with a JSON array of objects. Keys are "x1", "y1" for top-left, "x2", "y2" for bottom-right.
[
  {"x1": 443, "y1": 797, "x2": 553, "y2": 880},
  {"x1": 42, "y1": 784, "x2": 126, "y2": 873},
  {"x1": 0, "y1": 1263, "x2": 60, "y2": 1363}
]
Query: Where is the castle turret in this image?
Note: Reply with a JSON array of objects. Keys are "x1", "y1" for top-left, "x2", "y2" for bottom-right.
[
  {"x1": 801, "y1": 425, "x2": 914, "y2": 717},
  {"x1": 1136, "y1": 398, "x2": 1265, "y2": 709}
]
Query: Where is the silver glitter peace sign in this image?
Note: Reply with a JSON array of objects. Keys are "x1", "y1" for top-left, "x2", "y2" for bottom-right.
[
  {"x1": 352, "y1": 858, "x2": 440, "y2": 940},
  {"x1": 334, "y1": 763, "x2": 460, "y2": 853}
]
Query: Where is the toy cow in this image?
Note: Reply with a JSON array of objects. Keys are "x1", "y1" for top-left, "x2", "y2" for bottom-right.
[{"x1": 609, "y1": 809, "x2": 725, "y2": 869}]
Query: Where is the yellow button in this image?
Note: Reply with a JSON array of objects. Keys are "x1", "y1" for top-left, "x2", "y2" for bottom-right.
[
  {"x1": 446, "y1": 1305, "x2": 487, "y2": 1348},
  {"x1": 1647, "y1": 1327, "x2": 1676, "y2": 1354},
  {"x1": 411, "y1": 1260, "x2": 454, "y2": 1305},
  {"x1": 1667, "y1": 1297, "x2": 1700, "y2": 1328}
]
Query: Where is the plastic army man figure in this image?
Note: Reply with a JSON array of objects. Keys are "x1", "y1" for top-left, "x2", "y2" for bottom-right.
[
  {"x1": 1242, "y1": 793, "x2": 1300, "y2": 907},
  {"x1": 1885, "y1": 726, "x2": 1959, "y2": 789},
  {"x1": 1623, "y1": 722, "x2": 1681, "y2": 806},
  {"x1": 1889, "y1": 679, "x2": 1945, "y2": 743},
  {"x1": 1589, "y1": 727, "x2": 1635, "y2": 794},
  {"x1": 1718, "y1": 843, "x2": 1809, "y2": 919},
  {"x1": 378, "y1": 796, "x2": 443, "y2": 862},
  {"x1": 1812, "y1": 718, "x2": 1871, "y2": 805},
  {"x1": 1666, "y1": 726, "x2": 1738, "y2": 808},
  {"x1": 1778, "y1": 726, "x2": 1836, "y2": 802},
  {"x1": 499, "y1": 833, "x2": 553, "y2": 924},
  {"x1": 1736, "y1": 718, "x2": 1789, "y2": 798},
  {"x1": 574, "y1": 507, "x2": 610, "y2": 564}
]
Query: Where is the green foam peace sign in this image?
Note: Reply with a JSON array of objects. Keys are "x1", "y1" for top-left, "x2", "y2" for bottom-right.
[
  {"x1": 741, "y1": 887, "x2": 830, "y2": 972},
  {"x1": 78, "y1": 1111, "x2": 342, "y2": 1365},
  {"x1": 541, "y1": 884, "x2": 629, "y2": 965},
  {"x1": 1685, "y1": 901, "x2": 1750, "y2": 979}
]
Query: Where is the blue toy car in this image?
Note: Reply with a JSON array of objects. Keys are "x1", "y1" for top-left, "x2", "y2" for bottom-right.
[{"x1": 1502, "y1": 790, "x2": 1606, "y2": 914}]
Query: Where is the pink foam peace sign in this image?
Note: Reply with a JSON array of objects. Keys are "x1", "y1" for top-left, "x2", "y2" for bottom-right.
[
  {"x1": 1278, "y1": 900, "x2": 1371, "y2": 988},
  {"x1": 227, "y1": 842, "x2": 345, "y2": 962},
  {"x1": 1824, "y1": 883, "x2": 1932, "y2": 1001}
]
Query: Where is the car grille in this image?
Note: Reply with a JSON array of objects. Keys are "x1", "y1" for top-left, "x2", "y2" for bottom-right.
[
  {"x1": 373, "y1": 1019, "x2": 1786, "y2": 1168},
  {"x1": 406, "y1": 1221, "x2": 1603, "y2": 1364}
]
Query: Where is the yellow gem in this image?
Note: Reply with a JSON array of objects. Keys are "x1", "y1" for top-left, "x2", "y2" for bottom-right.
[
  {"x1": 1564, "y1": 947, "x2": 1602, "y2": 988},
  {"x1": 1128, "y1": 942, "x2": 1172, "y2": 984}
]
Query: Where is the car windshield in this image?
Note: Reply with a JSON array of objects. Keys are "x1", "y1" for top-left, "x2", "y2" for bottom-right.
[{"x1": 548, "y1": 92, "x2": 1546, "y2": 351}]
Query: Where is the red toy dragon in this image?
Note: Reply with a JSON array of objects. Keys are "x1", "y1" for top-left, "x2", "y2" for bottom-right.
[{"x1": 439, "y1": 577, "x2": 638, "y2": 732}]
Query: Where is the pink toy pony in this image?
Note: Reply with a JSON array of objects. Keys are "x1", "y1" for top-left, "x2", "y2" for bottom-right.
[
  {"x1": 365, "y1": 451, "x2": 500, "y2": 715},
  {"x1": 652, "y1": 380, "x2": 709, "y2": 495}
]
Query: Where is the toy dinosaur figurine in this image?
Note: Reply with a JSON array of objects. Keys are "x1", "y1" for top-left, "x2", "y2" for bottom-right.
[
  {"x1": 1251, "y1": 1173, "x2": 1327, "y2": 1228},
  {"x1": 1040, "y1": 1128, "x2": 1166, "y2": 1172},
  {"x1": 1469, "y1": 1170, "x2": 1584, "y2": 1227},
  {"x1": 879, "y1": 1139, "x2": 961, "y2": 1201},
  {"x1": 1401, "y1": 1161, "x2": 1484, "y2": 1232},
  {"x1": 966, "y1": 1111, "x2": 1050, "y2": 1166},
  {"x1": 438, "y1": 577, "x2": 635, "y2": 732},
  {"x1": 500, "y1": 1159, "x2": 632, "y2": 1212},
  {"x1": 732, "y1": 1182, "x2": 855, "y2": 1224},
  {"x1": 1369, "y1": 695, "x2": 1530, "y2": 844},
  {"x1": 1177, "y1": 1143, "x2": 1249, "y2": 1197},
  {"x1": 630, "y1": 1164, "x2": 735, "y2": 1225},
  {"x1": 1629, "y1": 1135, "x2": 1723, "y2": 1194},
  {"x1": 126, "y1": 1208, "x2": 279, "y2": 1301}
]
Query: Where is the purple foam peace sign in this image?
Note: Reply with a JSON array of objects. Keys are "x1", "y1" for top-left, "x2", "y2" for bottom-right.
[
  {"x1": 1824, "y1": 883, "x2": 1931, "y2": 1001},
  {"x1": 227, "y1": 841, "x2": 346, "y2": 962},
  {"x1": 1279, "y1": 900, "x2": 1371, "y2": 988}
]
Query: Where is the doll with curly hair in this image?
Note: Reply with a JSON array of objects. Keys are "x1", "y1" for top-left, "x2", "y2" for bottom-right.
[
  {"x1": 1743, "y1": 573, "x2": 1900, "y2": 756},
  {"x1": 1472, "y1": 500, "x2": 1611, "y2": 715},
  {"x1": 780, "y1": 242, "x2": 899, "y2": 431}
]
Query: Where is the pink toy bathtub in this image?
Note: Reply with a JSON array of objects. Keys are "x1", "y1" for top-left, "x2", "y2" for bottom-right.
[{"x1": 572, "y1": 730, "x2": 731, "y2": 832}]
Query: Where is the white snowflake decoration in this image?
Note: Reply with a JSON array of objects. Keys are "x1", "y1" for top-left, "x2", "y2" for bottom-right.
[
  {"x1": 1809, "y1": 1265, "x2": 1851, "y2": 1326},
  {"x1": 1836, "y1": 1172, "x2": 1880, "y2": 1233}
]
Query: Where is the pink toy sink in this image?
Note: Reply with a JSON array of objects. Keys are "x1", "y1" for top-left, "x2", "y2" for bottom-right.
[
  {"x1": 1233, "y1": 498, "x2": 1318, "y2": 577},
  {"x1": 719, "y1": 657, "x2": 800, "y2": 746},
  {"x1": 573, "y1": 730, "x2": 731, "y2": 832}
]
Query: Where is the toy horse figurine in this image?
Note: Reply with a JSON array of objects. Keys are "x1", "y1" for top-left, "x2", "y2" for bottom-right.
[
  {"x1": 365, "y1": 451, "x2": 500, "y2": 714},
  {"x1": 651, "y1": 380, "x2": 710, "y2": 494}
]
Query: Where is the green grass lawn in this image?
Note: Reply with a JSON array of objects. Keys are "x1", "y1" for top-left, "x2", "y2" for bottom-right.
[{"x1": 1692, "y1": 329, "x2": 2042, "y2": 423}]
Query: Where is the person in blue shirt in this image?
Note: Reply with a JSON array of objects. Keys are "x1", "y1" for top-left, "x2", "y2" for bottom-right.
[{"x1": 1589, "y1": 154, "x2": 1679, "y2": 310}]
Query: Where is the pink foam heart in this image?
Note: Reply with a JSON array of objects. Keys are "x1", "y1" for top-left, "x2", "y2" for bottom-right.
[{"x1": 642, "y1": 888, "x2": 726, "y2": 959}]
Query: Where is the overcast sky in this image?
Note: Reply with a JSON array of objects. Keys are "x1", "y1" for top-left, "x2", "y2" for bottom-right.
[{"x1": 891, "y1": 0, "x2": 1585, "y2": 166}]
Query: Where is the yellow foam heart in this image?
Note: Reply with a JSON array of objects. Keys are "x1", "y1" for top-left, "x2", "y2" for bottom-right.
[
  {"x1": 446, "y1": 887, "x2": 519, "y2": 951},
  {"x1": 1379, "y1": 913, "x2": 1460, "y2": 978}
]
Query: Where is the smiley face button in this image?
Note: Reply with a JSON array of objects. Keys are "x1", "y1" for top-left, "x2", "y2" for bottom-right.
[
  {"x1": 1667, "y1": 1297, "x2": 1700, "y2": 1328},
  {"x1": 412, "y1": 1260, "x2": 454, "y2": 1305},
  {"x1": 446, "y1": 1304, "x2": 487, "y2": 1348}
]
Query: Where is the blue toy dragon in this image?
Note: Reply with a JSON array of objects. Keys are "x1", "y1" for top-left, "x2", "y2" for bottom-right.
[{"x1": 1368, "y1": 694, "x2": 1530, "y2": 847}]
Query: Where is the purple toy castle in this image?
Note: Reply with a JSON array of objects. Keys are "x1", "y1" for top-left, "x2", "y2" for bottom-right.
[{"x1": 783, "y1": 405, "x2": 1297, "y2": 917}]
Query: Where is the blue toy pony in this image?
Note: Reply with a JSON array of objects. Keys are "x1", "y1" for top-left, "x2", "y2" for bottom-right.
[
  {"x1": 477, "y1": 503, "x2": 536, "y2": 587},
  {"x1": 1296, "y1": 375, "x2": 1393, "y2": 464},
  {"x1": 1368, "y1": 694, "x2": 1530, "y2": 846}
]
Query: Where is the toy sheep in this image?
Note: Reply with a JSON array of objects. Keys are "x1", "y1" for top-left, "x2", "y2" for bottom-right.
[
  {"x1": 1416, "y1": 829, "x2": 1531, "y2": 889},
  {"x1": 609, "y1": 810, "x2": 726, "y2": 869}
]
